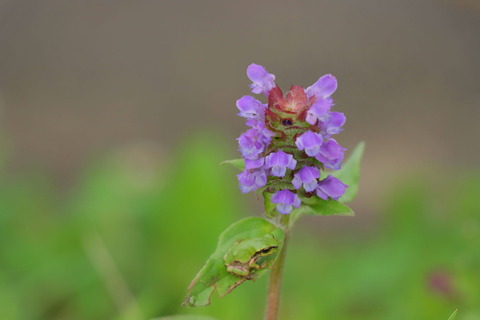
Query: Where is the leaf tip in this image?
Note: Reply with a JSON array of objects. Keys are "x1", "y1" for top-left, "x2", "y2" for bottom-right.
[{"x1": 220, "y1": 159, "x2": 245, "y2": 171}]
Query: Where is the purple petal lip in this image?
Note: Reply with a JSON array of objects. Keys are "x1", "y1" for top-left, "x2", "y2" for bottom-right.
[
  {"x1": 305, "y1": 74, "x2": 337, "y2": 99},
  {"x1": 271, "y1": 189, "x2": 301, "y2": 214},
  {"x1": 295, "y1": 131, "x2": 324, "y2": 157},
  {"x1": 321, "y1": 112, "x2": 346, "y2": 137},
  {"x1": 237, "y1": 126, "x2": 273, "y2": 160},
  {"x1": 236, "y1": 95, "x2": 266, "y2": 120},
  {"x1": 316, "y1": 175, "x2": 348, "y2": 200},
  {"x1": 292, "y1": 166, "x2": 320, "y2": 192},
  {"x1": 305, "y1": 99, "x2": 332, "y2": 125},
  {"x1": 247, "y1": 63, "x2": 276, "y2": 96},
  {"x1": 237, "y1": 169, "x2": 267, "y2": 193},
  {"x1": 265, "y1": 151, "x2": 297, "y2": 177},
  {"x1": 245, "y1": 158, "x2": 264, "y2": 170},
  {"x1": 314, "y1": 138, "x2": 345, "y2": 170}
]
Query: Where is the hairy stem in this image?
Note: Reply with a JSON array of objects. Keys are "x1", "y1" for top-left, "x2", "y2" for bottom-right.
[{"x1": 264, "y1": 215, "x2": 290, "y2": 320}]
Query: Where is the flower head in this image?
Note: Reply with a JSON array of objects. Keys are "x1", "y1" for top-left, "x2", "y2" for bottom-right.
[{"x1": 235, "y1": 64, "x2": 349, "y2": 214}]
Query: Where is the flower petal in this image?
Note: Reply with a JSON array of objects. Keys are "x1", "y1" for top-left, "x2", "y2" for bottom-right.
[
  {"x1": 247, "y1": 63, "x2": 276, "y2": 96},
  {"x1": 316, "y1": 175, "x2": 348, "y2": 200},
  {"x1": 306, "y1": 74, "x2": 337, "y2": 99}
]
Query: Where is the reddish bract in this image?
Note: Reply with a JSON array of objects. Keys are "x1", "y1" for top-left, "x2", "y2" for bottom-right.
[{"x1": 268, "y1": 85, "x2": 310, "y2": 113}]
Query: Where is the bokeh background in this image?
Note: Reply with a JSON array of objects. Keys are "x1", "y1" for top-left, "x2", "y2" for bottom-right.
[{"x1": 0, "y1": 1, "x2": 479, "y2": 319}]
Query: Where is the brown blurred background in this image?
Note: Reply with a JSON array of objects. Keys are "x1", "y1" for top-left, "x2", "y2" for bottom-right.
[{"x1": 1, "y1": 0, "x2": 479, "y2": 213}]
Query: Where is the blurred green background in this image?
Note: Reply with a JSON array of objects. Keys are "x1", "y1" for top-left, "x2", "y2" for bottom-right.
[
  {"x1": 0, "y1": 1, "x2": 479, "y2": 319},
  {"x1": 0, "y1": 136, "x2": 479, "y2": 320}
]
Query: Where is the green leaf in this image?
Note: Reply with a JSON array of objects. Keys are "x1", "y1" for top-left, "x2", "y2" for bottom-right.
[
  {"x1": 332, "y1": 141, "x2": 365, "y2": 203},
  {"x1": 448, "y1": 310, "x2": 457, "y2": 320},
  {"x1": 297, "y1": 196, "x2": 354, "y2": 216},
  {"x1": 183, "y1": 217, "x2": 285, "y2": 307},
  {"x1": 220, "y1": 159, "x2": 245, "y2": 171}
]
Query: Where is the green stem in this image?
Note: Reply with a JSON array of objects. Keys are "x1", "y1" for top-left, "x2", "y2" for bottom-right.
[{"x1": 264, "y1": 215, "x2": 290, "y2": 320}]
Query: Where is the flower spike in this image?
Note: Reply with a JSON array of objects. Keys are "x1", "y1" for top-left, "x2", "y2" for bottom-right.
[{"x1": 235, "y1": 64, "x2": 348, "y2": 214}]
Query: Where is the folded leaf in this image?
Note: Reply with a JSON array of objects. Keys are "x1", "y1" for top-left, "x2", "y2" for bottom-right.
[{"x1": 183, "y1": 217, "x2": 284, "y2": 307}]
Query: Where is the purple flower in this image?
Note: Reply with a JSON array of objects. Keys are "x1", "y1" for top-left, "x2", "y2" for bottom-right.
[
  {"x1": 247, "y1": 63, "x2": 276, "y2": 96},
  {"x1": 316, "y1": 175, "x2": 348, "y2": 200},
  {"x1": 315, "y1": 139, "x2": 345, "y2": 170},
  {"x1": 264, "y1": 150, "x2": 297, "y2": 177},
  {"x1": 295, "y1": 131, "x2": 324, "y2": 157},
  {"x1": 255, "y1": 122, "x2": 275, "y2": 140},
  {"x1": 305, "y1": 99, "x2": 333, "y2": 125},
  {"x1": 237, "y1": 169, "x2": 267, "y2": 193},
  {"x1": 245, "y1": 157, "x2": 264, "y2": 170},
  {"x1": 271, "y1": 189, "x2": 301, "y2": 214},
  {"x1": 237, "y1": 126, "x2": 273, "y2": 160},
  {"x1": 305, "y1": 74, "x2": 337, "y2": 99},
  {"x1": 321, "y1": 112, "x2": 346, "y2": 137},
  {"x1": 236, "y1": 96, "x2": 266, "y2": 126},
  {"x1": 292, "y1": 166, "x2": 320, "y2": 192},
  {"x1": 234, "y1": 64, "x2": 351, "y2": 209}
]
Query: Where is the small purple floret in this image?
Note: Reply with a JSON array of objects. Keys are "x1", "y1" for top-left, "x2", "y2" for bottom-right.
[
  {"x1": 247, "y1": 63, "x2": 276, "y2": 96},
  {"x1": 316, "y1": 175, "x2": 348, "y2": 200},
  {"x1": 295, "y1": 131, "x2": 324, "y2": 157},
  {"x1": 236, "y1": 96, "x2": 266, "y2": 126},
  {"x1": 245, "y1": 157, "x2": 264, "y2": 170},
  {"x1": 292, "y1": 166, "x2": 320, "y2": 192},
  {"x1": 305, "y1": 74, "x2": 337, "y2": 99},
  {"x1": 321, "y1": 112, "x2": 346, "y2": 137},
  {"x1": 305, "y1": 99, "x2": 332, "y2": 125},
  {"x1": 271, "y1": 189, "x2": 301, "y2": 214},
  {"x1": 315, "y1": 139, "x2": 345, "y2": 170},
  {"x1": 237, "y1": 126, "x2": 273, "y2": 160},
  {"x1": 237, "y1": 169, "x2": 267, "y2": 193},
  {"x1": 264, "y1": 151, "x2": 297, "y2": 177}
]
